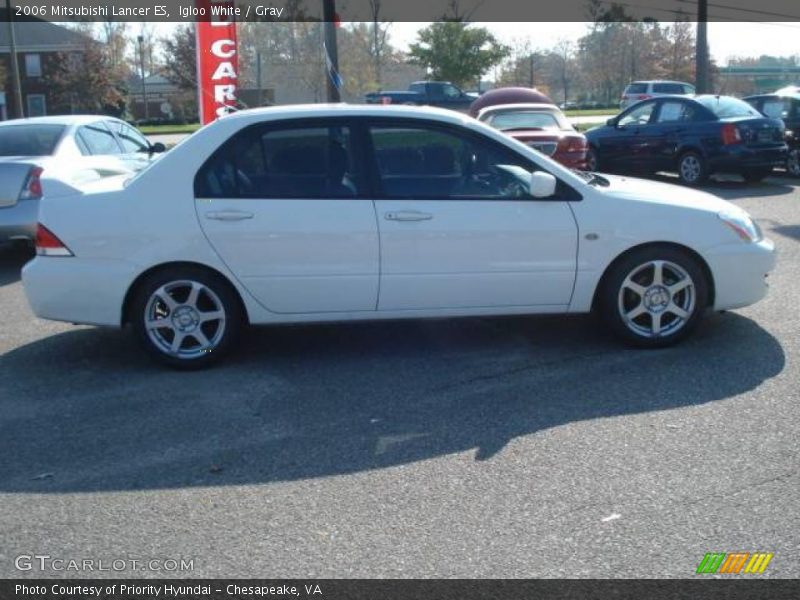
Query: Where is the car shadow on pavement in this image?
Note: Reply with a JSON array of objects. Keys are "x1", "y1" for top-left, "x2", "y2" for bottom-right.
[
  {"x1": 0, "y1": 244, "x2": 32, "y2": 287},
  {"x1": 0, "y1": 311, "x2": 785, "y2": 494}
]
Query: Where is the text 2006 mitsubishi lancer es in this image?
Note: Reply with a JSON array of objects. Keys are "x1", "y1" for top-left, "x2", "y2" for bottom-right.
[{"x1": 23, "y1": 105, "x2": 775, "y2": 368}]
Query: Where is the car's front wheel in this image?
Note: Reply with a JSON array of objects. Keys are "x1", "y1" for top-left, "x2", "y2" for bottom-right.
[
  {"x1": 130, "y1": 267, "x2": 243, "y2": 369},
  {"x1": 787, "y1": 149, "x2": 800, "y2": 177},
  {"x1": 599, "y1": 246, "x2": 709, "y2": 348},
  {"x1": 677, "y1": 151, "x2": 709, "y2": 186}
]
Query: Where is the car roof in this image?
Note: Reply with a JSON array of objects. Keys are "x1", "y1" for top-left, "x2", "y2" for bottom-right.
[
  {"x1": 221, "y1": 103, "x2": 475, "y2": 126},
  {"x1": 627, "y1": 80, "x2": 693, "y2": 86},
  {"x1": 0, "y1": 115, "x2": 118, "y2": 128},
  {"x1": 744, "y1": 93, "x2": 800, "y2": 101},
  {"x1": 477, "y1": 103, "x2": 561, "y2": 118}
]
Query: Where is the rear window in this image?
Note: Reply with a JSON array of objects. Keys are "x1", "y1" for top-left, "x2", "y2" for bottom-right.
[
  {"x1": 0, "y1": 124, "x2": 65, "y2": 156},
  {"x1": 488, "y1": 111, "x2": 565, "y2": 131},
  {"x1": 653, "y1": 83, "x2": 686, "y2": 94},
  {"x1": 625, "y1": 83, "x2": 648, "y2": 94},
  {"x1": 696, "y1": 96, "x2": 761, "y2": 118}
]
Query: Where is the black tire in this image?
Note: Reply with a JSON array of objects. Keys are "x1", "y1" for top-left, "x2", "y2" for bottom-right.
[
  {"x1": 598, "y1": 246, "x2": 709, "y2": 348},
  {"x1": 785, "y1": 149, "x2": 799, "y2": 177},
  {"x1": 742, "y1": 167, "x2": 772, "y2": 183},
  {"x1": 677, "y1": 151, "x2": 709, "y2": 186},
  {"x1": 129, "y1": 266, "x2": 243, "y2": 369}
]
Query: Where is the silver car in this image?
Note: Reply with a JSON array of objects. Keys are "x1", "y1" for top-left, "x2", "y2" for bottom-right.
[
  {"x1": 0, "y1": 116, "x2": 164, "y2": 245},
  {"x1": 620, "y1": 80, "x2": 695, "y2": 110}
]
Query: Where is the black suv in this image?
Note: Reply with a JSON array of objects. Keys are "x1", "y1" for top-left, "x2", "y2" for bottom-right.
[{"x1": 745, "y1": 93, "x2": 800, "y2": 177}]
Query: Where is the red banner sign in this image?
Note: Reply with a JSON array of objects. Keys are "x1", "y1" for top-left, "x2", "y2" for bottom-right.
[{"x1": 195, "y1": 0, "x2": 239, "y2": 125}]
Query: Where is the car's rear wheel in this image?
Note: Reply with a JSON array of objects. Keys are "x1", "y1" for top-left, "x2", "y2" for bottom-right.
[
  {"x1": 677, "y1": 151, "x2": 709, "y2": 186},
  {"x1": 130, "y1": 267, "x2": 243, "y2": 369},
  {"x1": 786, "y1": 149, "x2": 800, "y2": 177},
  {"x1": 742, "y1": 167, "x2": 772, "y2": 183},
  {"x1": 599, "y1": 246, "x2": 709, "y2": 348}
]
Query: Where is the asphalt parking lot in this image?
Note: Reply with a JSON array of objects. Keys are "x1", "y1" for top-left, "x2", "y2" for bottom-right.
[{"x1": 0, "y1": 175, "x2": 798, "y2": 578}]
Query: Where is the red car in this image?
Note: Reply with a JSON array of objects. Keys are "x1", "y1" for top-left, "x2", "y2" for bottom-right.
[{"x1": 476, "y1": 102, "x2": 588, "y2": 170}]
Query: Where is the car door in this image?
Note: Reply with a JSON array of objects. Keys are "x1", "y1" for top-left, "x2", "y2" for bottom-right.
[
  {"x1": 598, "y1": 100, "x2": 658, "y2": 170},
  {"x1": 195, "y1": 119, "x2": 380, "y2": 314},
  {"x1": 648, "y1": 99, "x2": 699, "y2": 171},
  {"x1": 367, "y1": 119, "x2": 578, "y2": 311}
]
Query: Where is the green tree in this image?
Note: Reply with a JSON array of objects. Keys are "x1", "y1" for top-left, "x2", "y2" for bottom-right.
[{"x1": 408, "y1": 22, "x2": 509, "y2": 88}]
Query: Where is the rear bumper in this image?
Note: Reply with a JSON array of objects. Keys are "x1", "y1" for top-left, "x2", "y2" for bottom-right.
[
  {"x1": 0, "y1": 198, "x2": 38, "y2": 243},
  {"x1": 22, "y1": 256, "x2": 137, "y2": 327},
  {"x1": 706, "y1": 237, "x2": 776, "y2": 311},
  {"x1": 708, "y1": 145, "x2": 788, "y2": 172}
]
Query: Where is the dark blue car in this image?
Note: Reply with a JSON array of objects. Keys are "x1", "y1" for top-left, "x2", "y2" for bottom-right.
[{"x1": 585, "y1": 95, "x2": 788, "y2": 185}]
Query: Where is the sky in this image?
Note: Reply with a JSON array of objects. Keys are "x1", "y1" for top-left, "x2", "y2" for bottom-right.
[{"x1": 149, "y1": 21, "x2": 800, "y2": 66}]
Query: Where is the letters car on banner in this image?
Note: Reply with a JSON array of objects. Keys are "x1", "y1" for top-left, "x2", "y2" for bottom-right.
[{"x1": 195, "y1": 0, "x2": 239, "y2": 124}]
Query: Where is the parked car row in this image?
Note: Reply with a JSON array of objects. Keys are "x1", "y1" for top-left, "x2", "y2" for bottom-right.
[
  {"x1": 585, "y1": 95, "x2": 788, "y2": 185},
  {"x1": 0, "y1": 116, "x2": 164, "y2": 245}
]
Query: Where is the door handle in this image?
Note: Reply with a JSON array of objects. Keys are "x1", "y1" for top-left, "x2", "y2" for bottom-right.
[
  {"x1": 384, "y1": 211, "x2": 433, "y2": 222},
  {"x1": 205, "y1": 210, "x2": 254, "y2": 221}
]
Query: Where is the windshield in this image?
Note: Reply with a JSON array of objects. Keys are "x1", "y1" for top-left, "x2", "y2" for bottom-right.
[
  {"x1": 488, "y1": 111, "x2": 565, "y2": 131},
  {"x1": 697, "y1": 96, "x2": 761, "y2": 119},
  {"x1": 0, "y1": 124, "x2": 65, "y2": 156}
]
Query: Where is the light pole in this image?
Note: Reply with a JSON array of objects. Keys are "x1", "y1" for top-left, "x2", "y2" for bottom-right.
[
  {"x1": 696, "y1": 0, "x2": 710, "y2": 94},
  {"x1": 5, "y1": 0, "x2": 24, "y2": 118},
  {"x1": 323, "y1": 0, "x2": 341, "y2": 102},
  {"x1": 137, "y1": 35, "x2": 149, "y2": 120}
]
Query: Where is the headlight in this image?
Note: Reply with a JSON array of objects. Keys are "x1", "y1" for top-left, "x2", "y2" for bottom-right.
[
  {"x1": 786, "y1": 130, "x2": 795, "y2": 139},
  {"x1": 718, "y1": 210, "x2": 762, "y2": 243}
]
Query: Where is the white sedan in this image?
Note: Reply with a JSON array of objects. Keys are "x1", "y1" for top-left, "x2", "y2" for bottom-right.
[{"x1": 23, "y1": 105, "x2": 776, "y2": 368}]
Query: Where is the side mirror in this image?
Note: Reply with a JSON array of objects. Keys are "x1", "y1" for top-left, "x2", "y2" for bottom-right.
[
  {"x1": 606, "y1": 117, "x2": 618, "y2": 127},
  {"x1": 529, "y1": 171, "x2": 557, "y2": 199},
  {"x1": 149, "y1": 142, "x2": 167, "y2": 154}
]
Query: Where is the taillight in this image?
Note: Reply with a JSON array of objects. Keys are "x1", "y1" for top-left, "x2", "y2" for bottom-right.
[
  {"x1": 559, "y1": 137, "x2": 588, "y2": 153},
  {"x1": 721, "y1": 123, "x2": 741, "y2": 145},
  {"x1": 637, "y1": 94, "x2": 652, "y2": 101},
  {"x1": 20, "y1": 166, "x2": 43, "y2": 200},
  {"x1": 35, "y1": 223, "x2": 73, "y2": 257}
]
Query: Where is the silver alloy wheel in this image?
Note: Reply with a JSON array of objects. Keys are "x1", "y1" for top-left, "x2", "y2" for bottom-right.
[
  {"x1": 788, "y1": 149, "x2": 800, "y2": 177},
  {"x1": 144, "y1": 280, "x2": 227, "y2": 359},
  {"x1": 680, "y1": 155, "x2": 701, "y2": 183},
  {"x1": 617, "y1": 260, "x2": 696, "y2": 339}
]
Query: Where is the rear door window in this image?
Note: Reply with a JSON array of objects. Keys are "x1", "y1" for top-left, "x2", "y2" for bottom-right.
[
  {"x1": 625, "y1": 83, "x2": 648, "y2": 95},
  {"x1": 196, "y1": 122, "x2": 362, "y2": 199},
  {"x1": 656, "y1": 101, "x2": 697, "y2": 123}
]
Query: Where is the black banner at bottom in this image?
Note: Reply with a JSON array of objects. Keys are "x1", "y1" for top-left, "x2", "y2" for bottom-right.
[{"x1": 2, "y1": 580, "x2": 800, "y2": 600}]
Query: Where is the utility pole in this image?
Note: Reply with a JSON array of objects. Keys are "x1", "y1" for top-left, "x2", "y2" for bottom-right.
[
  {"x1": 137, "y1": 35, "x2": 149, "y2": 119},
  {"x1": 529, "y1": 53, "x2": 535, "y2": 88},
  {"x1": 5, "y1": 0, "x2": 24, "y2": 118},
  {"x1": 322, "y1": 0, "x2": 341, "y2": 102},
  {"x1": 256, "y1": 52, "x2": 263, "y2": 106},
  {"x1": 695, "y1": 0, "x2": 709, "y2": 93}
]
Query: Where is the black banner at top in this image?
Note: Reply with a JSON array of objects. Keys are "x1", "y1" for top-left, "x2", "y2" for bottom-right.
[{"x1": 2, "y1": 0, "x2": 800, "y2": 22}]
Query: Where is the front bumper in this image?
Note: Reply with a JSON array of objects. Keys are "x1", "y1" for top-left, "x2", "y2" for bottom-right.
[
  {"x1": 706, "y1": 237, "x2": 776, "y2": 311},
  {"x1": 0, "y1": 198, "x2": 38, "y2": 243}
]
